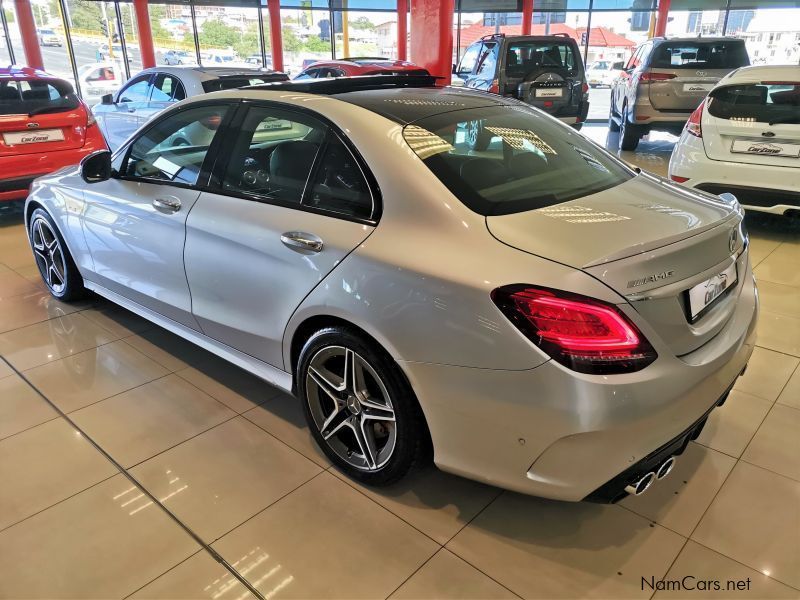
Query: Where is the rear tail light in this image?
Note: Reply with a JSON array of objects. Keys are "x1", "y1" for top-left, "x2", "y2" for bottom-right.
[
  {"x1": 670, "y1": 174, "x2": 689, "y2": 183},
  {"x1": 581, "y1": 82, "x2": 589, "y2": 94},
  {"x1": 491, "y1": 285, "x2": 657, "y2": 374},
  {"x1": 84, "y1": 104, "x2": 97, "y2": 127},
  {"x1": 640, "y1": 72, "x2": 676, "y2": 82},
  {"x1": 489, "y1": 79, "x2": 500, "y2": 94},
  {"x1": 686, "y1": 100, "x2": 705, "y2": 138}
]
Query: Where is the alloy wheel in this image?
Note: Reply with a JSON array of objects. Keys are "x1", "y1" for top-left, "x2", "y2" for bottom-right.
[
  {"x1": 31, "y1": 217, "x2": 67, "y2": 295},
  {"x1": 305, "y1": 345, "x2": 397, "y2": 471}
]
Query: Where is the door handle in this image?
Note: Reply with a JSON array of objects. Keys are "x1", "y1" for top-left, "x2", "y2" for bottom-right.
[
  {"x1": 281, "y1": 231, "x2": 323, "y2": 253},
  {"x1": 153, "y1": 196, "x2": 181, "y2": 213}
]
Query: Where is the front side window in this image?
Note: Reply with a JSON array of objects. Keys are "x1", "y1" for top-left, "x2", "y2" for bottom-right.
[
  {"x1": 708, "y1": 82, "x2": 800, "y2": 124},
  {"x1": 403, "y1": 106, "x2": 632, "y2": 216},
  {"x1": 475, "y1": 43, "x2": 499, "y2": 79},
  {"x1": 124, "y1": 105, "x2": 227, "y2": 186},
  {"x1": 458, "y1": 44, "x2": 482, "y2": 76},
  {"x1": 119, "y1": 78, "x2": 151, "y2": 103},
  {"x1": 649, "y1": 42, "x2": 749, "y2": 69},
  {"x1": 222, "y1": 106, "x2": 326, "y2": 204}
]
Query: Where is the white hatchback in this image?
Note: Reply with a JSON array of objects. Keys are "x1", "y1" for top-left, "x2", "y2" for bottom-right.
[{"x1": 669, "y1": 65, "x2": 800, "y2": 216}]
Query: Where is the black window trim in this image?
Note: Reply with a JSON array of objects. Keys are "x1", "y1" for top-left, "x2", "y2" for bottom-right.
[
  {"x1": 206, "y1": 99, "x2": 382, "y2": 227},
  {"x1": 115, "y1": 99, "x2": 238, "y2": 191},
  {"x1": 115, "y1": 73, "x2": 154, "y2": 104}
]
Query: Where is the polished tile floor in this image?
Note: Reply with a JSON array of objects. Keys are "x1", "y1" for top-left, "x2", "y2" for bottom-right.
[{"x1": 1, "y1": 127, "x2": 799, "y2": 599}]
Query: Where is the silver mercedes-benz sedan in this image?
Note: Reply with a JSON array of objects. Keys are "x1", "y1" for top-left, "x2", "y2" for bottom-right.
[{"x1": 25, "y1": 75, "x2": 758, "y2": 502}]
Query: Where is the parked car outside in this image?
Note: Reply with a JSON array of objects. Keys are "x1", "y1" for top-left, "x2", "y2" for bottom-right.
[
  {"x1": 610, "y1": 37, "x2": 750, "y2": 151},
  {"x1": 245, "y1": 54, "x2": 272, "y2": 69},
  {"x1": 77, "y1": 62, "x2": 122, "y2": 105},
  {"x1": 586, "y1": 59, "x2": 624, "y2": 88},
  {"x1": 27, "y1": 76, "x2": 757, "y2": 502},
  {"x1": 92, "y1": 66, "x2": 288, "y2": 150},
  {"x1": 162, "y1": 50, "x2": 197, "y2": 66},
  {"x1": 0, "y1": 67, "x2": 106, "y2": 202},
  {"x1": 37, "y1": 28, "x2": 62, "y2": 47},
  {"x1": 454, "y1": 33, "x2": 590, "y2": 140},
  {"x1": 200, "y1": 51, "x2": 249, "y2": 68},
  {"x1": 295, "y1": 57, "x2": 428, "y2": 79},
  {"x1": 669, "y1": 65, "x2": 800, "y2": 217}
]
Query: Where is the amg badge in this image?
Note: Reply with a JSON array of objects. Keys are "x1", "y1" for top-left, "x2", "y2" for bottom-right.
[{"x1": 627, "y1": 270, "x2": 675, "y2": 289}]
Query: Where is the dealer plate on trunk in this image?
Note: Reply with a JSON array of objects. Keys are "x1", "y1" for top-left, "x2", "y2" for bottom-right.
[
  {"x1": 683, "y1": 83, "x2": 714, "y2": 92},
  {"x1": 687, "y1": 261, "x2": 737, "y2": 321},
  {"x1": 535, "y1": 88, "x2": 563, "y2": 98},
  {"x1": 3, "y1": 129, "x2": 65, "y2": 145},
  {"x1": 731, "y1": 139, "x2": 800, "y2": 158}
]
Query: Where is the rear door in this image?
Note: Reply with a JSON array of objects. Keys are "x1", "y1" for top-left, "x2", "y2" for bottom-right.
[
  {"x1": 0, "y1": 78, "x2": 86, "y2": 159},
  {"x1": 703, "y1": 80, "x2": 800, "y2": 167},
  {"x1": 184, "y1": 103, "x2": 376, "y2": 368},
  {"x1": 646, "y1": 40, "x2": 749, "y2": 112}
]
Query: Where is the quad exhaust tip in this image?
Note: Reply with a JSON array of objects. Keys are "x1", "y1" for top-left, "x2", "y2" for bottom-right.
[
  {"x1": 625, "y1": 471, "x2": 656, "y2": 496},
  {"x1": 656, "y1": 456, "x2": 676, "y2": 480}
]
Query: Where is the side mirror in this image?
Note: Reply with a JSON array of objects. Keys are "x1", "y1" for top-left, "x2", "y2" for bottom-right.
[
  {"x1": 101, "y1": 93, "x2": 113, "y2": 105},
  {"x1": 80, "y1": 150, "x2": 112, "y2": 184}
]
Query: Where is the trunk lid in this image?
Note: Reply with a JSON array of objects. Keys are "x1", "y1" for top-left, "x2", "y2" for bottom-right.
[
  {"x1": 647, "y1": 68, "x2": 729, "y2": 112},
  {"x1": 487, "y1": 173, "x2": 746, "y2": 355},
  {"x1": 702, "y1": 81, "x2": 800, "y2": 168},
  {"x1": 0, "y1": 77, "x2": 87, "y2": 157}
]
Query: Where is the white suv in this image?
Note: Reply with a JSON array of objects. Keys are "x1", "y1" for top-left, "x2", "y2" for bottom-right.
[{"x1": 669, "y1": 65, "x2": 800, "y2": 216}]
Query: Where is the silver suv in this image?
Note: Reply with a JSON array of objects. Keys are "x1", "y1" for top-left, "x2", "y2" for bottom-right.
[{"x1": 610, "y1": 37, "x2": 749, "y2": 150}]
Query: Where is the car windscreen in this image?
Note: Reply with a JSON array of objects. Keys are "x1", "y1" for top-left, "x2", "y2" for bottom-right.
[
  {"x1": 708, "y1": 82, "x2": 800, "y2": 124},
  {"x1": 0, "y1": 78, "x2": 79, "y2": 116},
  {"x1": 403, "y1": 105, "x2": 632, "y2": 216},
  {"x1": 649, "y1": 41, "x2": 749, "y2": 69},
  {"x1": 202, "y1": 76, "x2": 285, "y2": 91},
  {"x1": 506, "y1": 41, "x2": 580, "y2": 76}
]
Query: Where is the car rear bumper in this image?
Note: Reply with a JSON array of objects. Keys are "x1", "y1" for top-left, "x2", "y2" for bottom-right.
[
  {"x1": 0, "y1": 131, "x2": 106, "y2": 202},
  {"x1": 401, "y1": 260, "x2": 757, "y2": 502},
  {"x1": 670, "y1": 136, "x2": 800, "y2": 215}
]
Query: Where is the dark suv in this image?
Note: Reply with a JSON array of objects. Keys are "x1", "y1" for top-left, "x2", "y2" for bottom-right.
[
  {"x1": 454, "y1": 33, "x2": 589, "y2": 145},
  {"x1": 610, "y1": 37, "x2": 749, "y2": 150}
]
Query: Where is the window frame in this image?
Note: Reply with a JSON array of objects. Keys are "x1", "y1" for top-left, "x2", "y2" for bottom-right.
[
  {"x1": 115, "y1": 100, "x2": 236, "y2": 191},
  {"x1": 208, "y1": 100, "x2": 382, "y2": 226},
  {"x1": 151, "y1": 73, "x2": 186, "y2": 102}
]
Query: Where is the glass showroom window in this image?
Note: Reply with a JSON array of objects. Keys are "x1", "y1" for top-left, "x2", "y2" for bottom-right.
[
  {"x1": 3, "y1": 1, "x2": 65, "y2": 79},
  {"x1": 0, "y1": 2, "x2": 21, "y2": 65},
  {"x1": 725, "y1": 7, "x2": 800, "y2": 66},
  {"x1": 197, "y1": 3, "x2": 262, "y2": 68},
  {"x1": 332, "y1": 10, "x2": 399, "y2": 60},
  {"x1": 150, "y1": 3, "x2": 198, "y2": 67},
  {"x1": 280, "y1": 7, "x2": 333, "y2": 76},
  {"x1": 455, "y1": 10, "x2": 521, "y2": 64}
]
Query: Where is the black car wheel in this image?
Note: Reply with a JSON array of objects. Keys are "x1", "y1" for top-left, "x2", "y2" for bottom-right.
[
  {"x1": 619, "y1": 104, "x2": 641, "y2": 151},
  {"x1": 298, "y1": 326, "x2": 429, "y2": 486}
]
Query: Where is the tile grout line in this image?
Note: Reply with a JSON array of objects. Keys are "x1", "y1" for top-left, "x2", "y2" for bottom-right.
[{"x1": 0, "y1": 354, "x2": 268, "y2": 600}]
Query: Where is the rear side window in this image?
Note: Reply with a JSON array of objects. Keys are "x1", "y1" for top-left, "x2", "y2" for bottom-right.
[
  {"x1": 306, "y1": 134, "x2": 373, "y2": 220},
  {"x1": 649, "y1": 42, "x2": 749, "y2": 70},
  {"x1": 708, "y1": 82, "x2": 800, "y2": 124},
  {"x1": 403, "y1": 105, "x2": 632, "y2": 216},
  {"x1": 151, "y1": 74, "x2": 185, "y2": 102},
  {"x1": 0, "y1": 79, "x2": 78, "y2": 116}
]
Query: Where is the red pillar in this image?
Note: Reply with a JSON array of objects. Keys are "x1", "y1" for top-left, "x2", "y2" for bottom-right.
[
  {"x1": 654, "y1": 0, "x2": 670, "y2": 37},
  {"x1": 397, "y1": 0, "x2": 407, "y2": 61},
  {"x1": 409, "y1": 0, "x2": 454, "y2": 82},
  {"x1": 14, "y1": 0, "x2": 44, "y2": 69},
  {"x1": 132, "y1": 0, "x2": 155, "y2": 69},
  {"x1": 267, "y1": 0, "x2": 284, "y2": 72},
  {"x1": 521, "y1": 0, "x2": 533, "y2": 36}
]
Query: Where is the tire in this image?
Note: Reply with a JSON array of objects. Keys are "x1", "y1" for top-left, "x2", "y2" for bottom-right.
[
  {"x1": 619, "y1": 104, "x2": 641, "y2": 151},
  {"x1": 298, "y1": 326, "x2": 428, "y2": 486},
  {"x1": 466, "y1": 119, "x2": 491, "y2": 151},
  {"x1": 608, "y1": 93, "x2": 621, "y2": 132},
  {"x1": 28, "y1": 208, "x2": 86, "y2": 302}
]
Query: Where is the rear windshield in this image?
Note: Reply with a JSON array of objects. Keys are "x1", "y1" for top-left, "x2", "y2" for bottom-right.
[
  {"x1": 403, "y1": 106, "x2": 632, "y2": 216},
  {"x1": 708, "y1": 82, "x2": 800, "y2": 124},
  {"x1": 649, "y1": 41, "x2": 749, "y2": 70},
  {"x1": 202, "y1": 76, "x2": 285, "y2": 92},
  {"x1": 0, "y1": 78, "x2": 79, "y2": 116},
  {"x1": 506, "y1": 41, "x2": 580, "y2": 76}
]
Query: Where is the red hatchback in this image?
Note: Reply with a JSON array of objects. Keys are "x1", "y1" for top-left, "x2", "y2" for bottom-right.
[
  {"x1": 295, "y1": 57, "x2": 429, "y2": 80},
  {"x1": 0, "y1": 67, "x2": 107, "y2": 202}
]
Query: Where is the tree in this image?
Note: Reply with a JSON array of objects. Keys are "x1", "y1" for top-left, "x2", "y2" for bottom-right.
[
  {"x1": 350, "y1": 16, "x2": 375, "y2": 30},
  {"x1": 198, "y1": 19, "x2": 238, "y2": 51}
]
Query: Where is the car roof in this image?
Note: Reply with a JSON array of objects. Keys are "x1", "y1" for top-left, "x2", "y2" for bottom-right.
[
  {"x1": 138, "y1": 66, "x2": 287, "y2": 83},
  {"x1": 651, "y1": 36, "x2": 743, "y2": 44},
  {"x1": 719, "y1": 65, "x2": 800, "y2": 86},
  {"x1": 305, "y1": 58, "x2": 421, "y2": 71}
]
